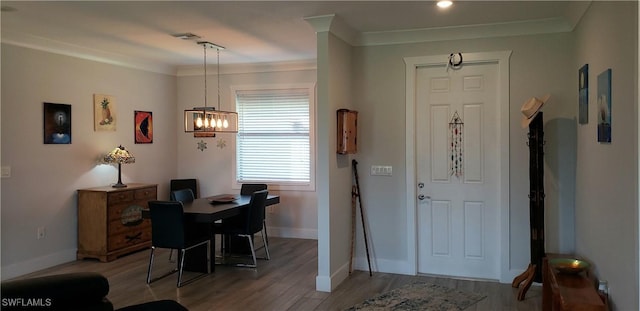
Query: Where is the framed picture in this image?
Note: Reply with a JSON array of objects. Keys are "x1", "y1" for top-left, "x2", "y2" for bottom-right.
[
  {"x1": 43, "y1": 102, "x2": 71, "y2": 144},
  {"x1": 134, "y1": 111, "x2": 153, "y2": 144},
  {"x1": 94, "y1": 94, "x2": 116, "y2": 131},
  {"x1": 578, "y1": 64, "x2": 588, "y2": 124},
  {"x1": 597, "y1": 69, "x2": 612, "y2": 143}
]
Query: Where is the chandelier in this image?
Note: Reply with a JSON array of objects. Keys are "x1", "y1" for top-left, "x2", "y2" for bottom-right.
[{"x1": 184, "y1": 41, "x2": 238, "y2": 134}]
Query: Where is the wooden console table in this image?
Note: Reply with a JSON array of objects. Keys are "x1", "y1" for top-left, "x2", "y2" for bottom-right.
[{"x1": 543, "y1": 254, "x2": 608, "y2": 311}]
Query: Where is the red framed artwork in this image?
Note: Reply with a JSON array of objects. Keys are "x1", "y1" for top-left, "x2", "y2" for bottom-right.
[{"x1": 134, "y1": 111, "x2": 153, "y2": 144}]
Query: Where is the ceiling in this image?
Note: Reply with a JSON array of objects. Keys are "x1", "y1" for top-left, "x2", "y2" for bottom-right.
[{"x1": 0, "y1": 1, "x2": 591, "y2": 74}]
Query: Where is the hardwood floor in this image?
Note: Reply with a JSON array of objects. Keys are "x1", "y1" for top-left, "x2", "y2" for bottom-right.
[{"x1": 18, "y1": 238, "x2": 541, "y2": 310}]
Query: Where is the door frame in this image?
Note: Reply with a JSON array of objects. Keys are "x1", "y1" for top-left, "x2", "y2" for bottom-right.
[{"x1": 404, "y1": 51, "x2": 512, "y2": 282}]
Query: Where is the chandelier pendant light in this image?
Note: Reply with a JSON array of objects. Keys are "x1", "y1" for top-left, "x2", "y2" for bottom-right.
[{"x1": 184, "y1": 41, "x2": 238, "y2": 134}]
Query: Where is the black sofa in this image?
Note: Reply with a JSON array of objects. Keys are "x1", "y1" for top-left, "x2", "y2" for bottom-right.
[{"x1": 0, "y1": 272, "x2": 187, "y2": 311}]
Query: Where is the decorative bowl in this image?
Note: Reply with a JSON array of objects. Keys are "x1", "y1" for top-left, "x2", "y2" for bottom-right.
[{"x1": 549, "y1": 258, "x2": 590, "y2": 274}]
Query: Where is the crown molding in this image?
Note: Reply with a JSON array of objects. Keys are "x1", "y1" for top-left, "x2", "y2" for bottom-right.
[
  {"x1": 356, "y1": 17, "x2": 574, "y2": 46},
  {"x1": 1, "y1": 30, "x2": 176, "y2": 75},
  {"x1": 176, "y1": 59, "x2": 317, "y2": 77},
  {"x1": 304, "y1": 14, "x2": 358, "y2": 45}
]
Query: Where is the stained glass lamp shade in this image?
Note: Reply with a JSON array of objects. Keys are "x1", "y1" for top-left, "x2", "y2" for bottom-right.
[{"x1": 104, "y1": 145, "x2": 135, "y2": 188}]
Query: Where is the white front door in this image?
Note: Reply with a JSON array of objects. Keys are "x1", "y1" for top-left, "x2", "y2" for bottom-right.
[{"x1": 415, "y1": 60, "x2": 500, "y2": 279}]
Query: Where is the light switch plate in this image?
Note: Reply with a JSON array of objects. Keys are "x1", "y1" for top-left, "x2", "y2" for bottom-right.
[{"x1": 371, "y1": 165, "x2": 392, "y2": 176}]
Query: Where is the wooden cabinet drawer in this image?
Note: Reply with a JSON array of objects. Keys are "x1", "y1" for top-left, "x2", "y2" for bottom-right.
[
  {"x1": 108, "y1": 201, "x2": 148, "y2": 222},
  {"x1": 135, "y1": 187, "x2": 156, "y2": 200},
  {"x1": 108, "y1": 228, "x2": 152, "y2": 251},
  {"x1": 109, "y1": 218, "x2": 150, "y2": 236},
  {"x1": 108, "y1": 191, "x2": 134, "y2": 204}
]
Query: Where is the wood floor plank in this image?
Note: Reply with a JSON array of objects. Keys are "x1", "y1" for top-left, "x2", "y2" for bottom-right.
[{"x1": 13, "y1": 238, "x2": 541, "y2": 310}]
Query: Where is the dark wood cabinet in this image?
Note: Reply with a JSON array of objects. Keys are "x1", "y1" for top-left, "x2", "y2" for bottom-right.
[{"x1": 337, "y1": 109, "x2": 358, "y2": 154}]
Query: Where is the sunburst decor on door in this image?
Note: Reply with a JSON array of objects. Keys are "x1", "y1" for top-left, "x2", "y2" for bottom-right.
[{"x1": 449, "y1": 111, "x2": 464, "y2": 178}]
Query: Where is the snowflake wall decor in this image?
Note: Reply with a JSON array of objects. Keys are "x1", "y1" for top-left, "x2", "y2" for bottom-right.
[
  {"x1": 197, "y1": 140, "x2": 207, "y2": 152},
  {"x1": 216, "y1": 139, "x2": 227, "y2": 149}
]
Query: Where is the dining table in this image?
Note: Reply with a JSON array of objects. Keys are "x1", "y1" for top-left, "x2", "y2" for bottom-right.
[{"x1": 143, "y1": 193, "x2": 280, "y2": 272}]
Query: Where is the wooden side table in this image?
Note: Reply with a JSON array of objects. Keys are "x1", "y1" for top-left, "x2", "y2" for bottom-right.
[
  {"x1": 77, "y1": 183, "x2": 157, "y2": 262},
  {"x1": 542, "y1": 253, "x2": 607, "y2": 311}
]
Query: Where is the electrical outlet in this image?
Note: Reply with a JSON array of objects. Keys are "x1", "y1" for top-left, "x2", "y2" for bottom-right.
[
  {"x1": 1, "y1": 166, "x2": 10, "y2": 178},
  {"x1": 37, "y1": 227, "x2": 45, "y2": 240}
]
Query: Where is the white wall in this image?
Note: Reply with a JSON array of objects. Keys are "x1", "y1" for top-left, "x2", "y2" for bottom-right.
[
  {"x1": 1, "y1": 44, "x2": 178, "y2": 280},
  {"x1": 350, "y1": 32, "x2": 576, "y2": 277},
  {"x1": 574, "y1": 2, "x2": 638, "y2": 310},
  {"x1": 176, "y1": 65, "x2": 318, "y2": 239}
]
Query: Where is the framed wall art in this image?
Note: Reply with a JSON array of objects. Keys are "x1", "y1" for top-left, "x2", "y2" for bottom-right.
[
  {"x1": 43, "y1": 102, "x2": 71, "y2": 144},
  {"x1": 94, "y1": 94, "x2": 116, "y2": 131},
  {"x1": 597, "y1": 68, "x2": 612, "y2": 143},
  {"x1": 134, "y1": 110, "x2": 153, "y2": 144},
  {"x1": 578, "y1": 64, "x2": 588, "y2": 125}
]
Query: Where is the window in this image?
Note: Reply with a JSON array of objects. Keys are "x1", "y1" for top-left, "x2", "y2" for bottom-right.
[{"x1": 233, "y1": 84, "x2": 315, "y2": 190}]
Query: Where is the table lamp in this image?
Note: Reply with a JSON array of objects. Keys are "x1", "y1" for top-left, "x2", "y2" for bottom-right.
[{"x1": 104, "y1": 145, "x2": 135, "y2": 188}]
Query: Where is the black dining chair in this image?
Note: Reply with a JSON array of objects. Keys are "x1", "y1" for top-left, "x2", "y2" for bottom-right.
[
  {"x1": 240, "y1": 183, "x2": 267, "y2": 196},
  {"x1": 170, "y1": 179, "x2": 198, "y2": 199},
  {"x1": 146, "y1": 200, "x2": 210, "y2": 287},
  {"x1": 240, "y1": 183, "x2": 269, "y2": 245},
  {"x1": 167, "y1": 188, "x2": 196, "y2": 262},
  {"x1": 217, "y1": 190, "x2": 270, "y2": 268},
  {"x1": 170, "y1": 188, "x2": 195, "y2": 203}
]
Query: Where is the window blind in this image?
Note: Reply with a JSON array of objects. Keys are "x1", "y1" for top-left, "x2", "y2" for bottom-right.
[{"x1": 236, "y1": 88, "x2": 311, "y2": 184}]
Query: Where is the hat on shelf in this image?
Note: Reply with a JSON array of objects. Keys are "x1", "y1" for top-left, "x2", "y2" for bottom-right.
[{"x1": 520, "y1": 94, "x2": 551, "y2": 128}]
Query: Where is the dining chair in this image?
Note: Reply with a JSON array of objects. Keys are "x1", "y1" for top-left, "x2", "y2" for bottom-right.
[
  {"x1": 167, "y1": 188, "x2": 196, "y2": 262},
  {"x1": 170, "y1": 188, "x2": 195, "y2": 203},
  {"x1": 170, "y1": 179, "x2": 198, "y2": 199},
  {"x1": 216, "y1": 190, "x2": 270, "y2": 268},
  {"x1": 240, "y1": 183, "x2": 269, "y2": 245},
  {"x1": 240, "y1": 183, "x2": 267, "y2": 195},
  {"x1": 146, "y1": 200, "x2": 210, "y2": 287}
]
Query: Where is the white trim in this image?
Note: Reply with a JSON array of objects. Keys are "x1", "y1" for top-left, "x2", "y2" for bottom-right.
[
  {"x1": 315, "y1": 261, "x2": 350, "y2": 292},
  {"x1": 1, "y1": 32, "x2": 176, "y2": 75},
  {"x1": 267, "y1": 226, "x2": 317, "y2": 240},
  {"x1": 1, "y1": 249, "x2": 77, "y2": 281},
  {"x1": 176, "y1": 60, "x2": 317, "y2": 77},
  {"x1": 404, "y1": 51, "x2": 512, "y2": 282},
  {"x1": 357, "y1": 18, "x2": 572, "y2": 47}
]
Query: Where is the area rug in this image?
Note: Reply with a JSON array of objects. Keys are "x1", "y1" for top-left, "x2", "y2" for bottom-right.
[{"x1": 344, "y1": 282, "x2": 487, "y2": 311}]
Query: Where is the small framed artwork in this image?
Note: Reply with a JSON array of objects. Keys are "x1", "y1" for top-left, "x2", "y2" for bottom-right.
[
  {"x1": 94, "y1": 94, "x2": 116, "y2": 131},
  {"x1": 578, "y1": 64, "x2": 588, "y2": 124},
  {"x1": 597, "y1": 69, "x2": 612, "y2": 143},
  {"x1": 43, "y1": 102, "x2": 71, "y2": 144},
  {"x1": 134, "y1": 111, "x2": 153, "y2": 144}
]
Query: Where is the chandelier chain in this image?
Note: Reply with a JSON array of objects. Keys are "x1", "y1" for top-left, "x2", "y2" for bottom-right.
[
  {"x1": 203, "y1": 43, "x2": 208, "y2": 108},
  {"x1": 217, "y1": 48, "x2": 220, "y2": 110}
]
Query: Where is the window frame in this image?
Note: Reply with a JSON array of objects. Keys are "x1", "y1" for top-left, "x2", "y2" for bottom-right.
[{"x1": 231, "y1": 83, "x2": 316, "y2": 191}]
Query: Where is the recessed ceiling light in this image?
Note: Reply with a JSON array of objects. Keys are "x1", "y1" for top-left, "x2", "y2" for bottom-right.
[{"x1": 437, "y1": 1, "x2": 453, "y2": 9}]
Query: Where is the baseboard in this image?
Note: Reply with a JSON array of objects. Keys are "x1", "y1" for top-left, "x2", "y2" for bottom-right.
[
  {"x1": 316, "y1": 261, "x2": 350, "y2": 292},
  {"x1": 352, "y1": 256, "x2": 414, "y2": 275},
  {"x1": 1, "y1": 249, "x2": 76, "y2": 281},
  {"x1": 267, "y1": 226, "x2": 317, "y2": 240}
]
